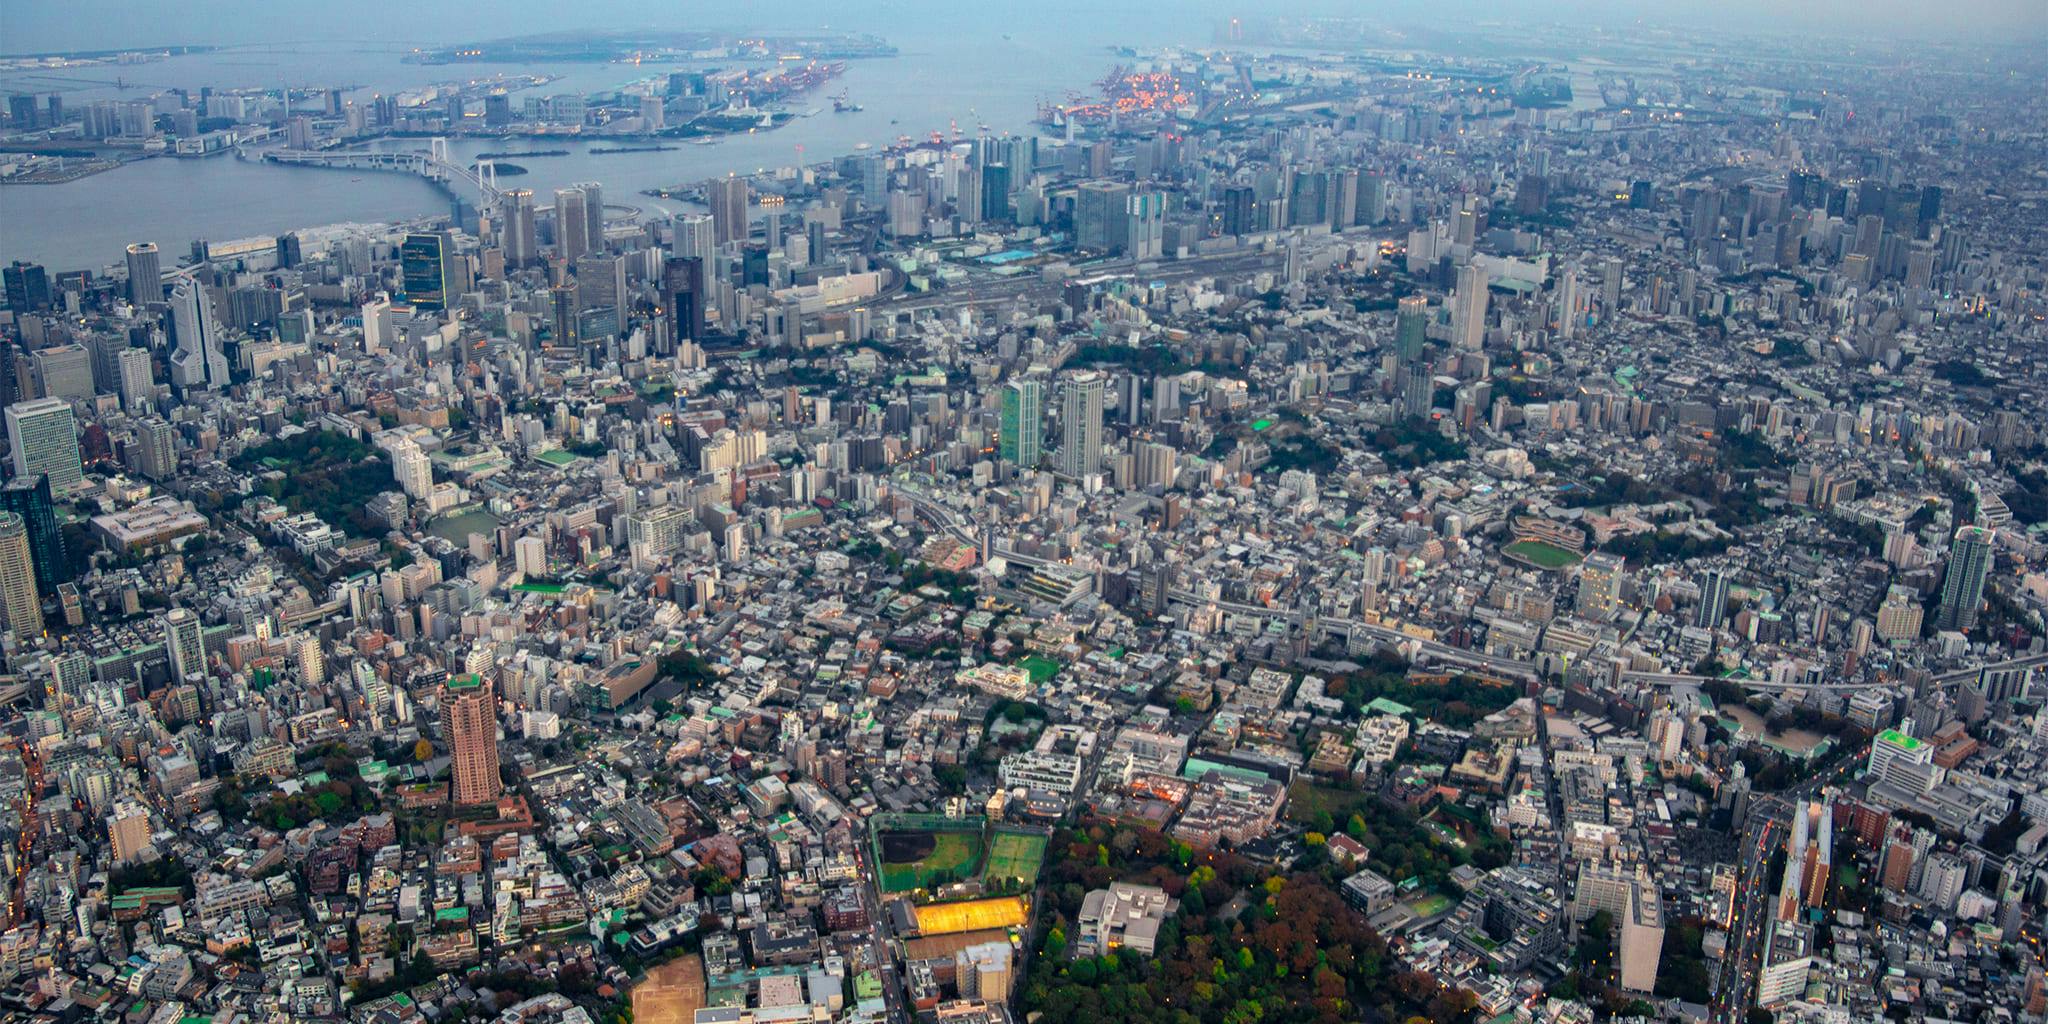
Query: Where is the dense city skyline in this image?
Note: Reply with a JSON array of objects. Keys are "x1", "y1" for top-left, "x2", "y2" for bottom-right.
[
  {"x1": 0, "y1": 7, "x2": 2044, "y2": 1024},
  {"x1": 5, "y1": 0, "x2": 2048, "y2": 54}
]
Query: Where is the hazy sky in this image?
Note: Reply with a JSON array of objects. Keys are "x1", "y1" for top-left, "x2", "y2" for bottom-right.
[{"x1": 3, "y1": 0, "x2": 2043, "y2": 54}]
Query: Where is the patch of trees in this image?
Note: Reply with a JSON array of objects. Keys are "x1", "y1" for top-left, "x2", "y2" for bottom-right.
[
  {"x1": 900, "y1": 562, "x2": 978, "y2": 605},
  {"x1": 984, "y1": 699, "x2": 1048, "y2": 728},
  {"x1": 1671, "y1": 470, "x2": 1776, "y2": 527},
  {"x1": 108, "y1": 857, "x2": 194, "y2": 898},
  {"x1": 1602, "y1": 530, "x2": 1733, "y2": 569},
  {"x1": 1489, "y1": 375, "x2": 1553, "y2": 405},
  {"x1": 232, "y1": 430, "x2": 393, "y2": 538},
  {"x1": 1022, "y1": 819, "x2": 1466, "y2": 1024},
  {"x1": 1554, "y1": 471, "x2": 1671, "y2": 509},
  {"x1": 1289, "y1": 782, "x2": 1507, "y2": 893},
  {"x1": 351, "y1": 952, "x2": 439, "y2": 1002},
  {"x1": 1654, "y1": 918, "x2": 1714, "y2": 1003},
  {"x1": 2003, "y1": 469, "x2": 2048, "y2": 526},
  {"x1": 1319, "y1": 656, "x2": 1519, "y2": 729},
  {"x1": 252, "y1": 770, "x2": 380, "y2": 832},
  {"x1": 1366, "y1": 420, "x2": 1468, "y2": 471},
  {"x1": 1072, "y1": 344, "x2": 1195, "y2": 377},
  {"x1": 1933, "y1": 360, "x2": 1990, "y2": 388},
  {"x1": 1716, "y1": 430, "x2": 1786, "y2": 472},
  {"x1": 659, "y1": 648, "x2": 718, "y2": 690},
  {"x1": 1264, "y1": 434, "x2": 1344, "y2": 475}
]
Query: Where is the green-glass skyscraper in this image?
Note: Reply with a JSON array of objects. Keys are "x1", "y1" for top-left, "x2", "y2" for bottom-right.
[
  {"x1": 1000, "y1": 379, "x2": 1042, "y2": 468},
  {"x1": 1395, "y1": 294, "x2": 1428, "y2": 362},
  {"x1": 400, "y1": 231, "x2": 455, "y2": 310},
  {"x1": 1934, "y1": 525, "x2": 1994, "y2": 632},
  {"x1": 0, "y1": 474, "x2": 68, "y2": 594}
]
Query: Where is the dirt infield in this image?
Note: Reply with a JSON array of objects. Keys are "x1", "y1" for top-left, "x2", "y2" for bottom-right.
[
  {"x1": 903, "y1": 928, "x2": 1014, "y2": 960},
  {"x1": 880, "y1": 832, "x2": 937, "y2": 862},
  {"x1": 630, "y1": 954, "x2": 705, "y2": 1024},
  {"x1": 913, "y1": 896, "x2": 1030, "y2": 936}
]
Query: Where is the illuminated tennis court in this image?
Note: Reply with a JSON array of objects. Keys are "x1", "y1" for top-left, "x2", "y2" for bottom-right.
[{"x1": 913, "y1": 896, "x2": 1030, "y2": 935}]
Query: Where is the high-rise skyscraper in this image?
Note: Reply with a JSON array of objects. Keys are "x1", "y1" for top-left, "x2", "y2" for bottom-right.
[
  {"x1": 166, "y1": 277, "x2": 229, "y2": 391},
  {"x1": 501, "y1": 189, "x2": 538, "y2": 267},
  {"x1": 675, "y1": 213, "x2": 717, "y2": 267},
  {"x1": 1454, "y1": 262, "x2": 1489, "y2": 351},
  {"x1": 442, "y1": 673, "x2": 502, "y2": 805},
  {"x1": 5, "y1": 397, "x2": 82, "y2": 492},
  {"x1": 1000, "y1": 378, "x2": 1043, "y2": 468},
  {"x1": 34, "y1": 345, "x2": 94, "y2": 402},
  {"x1": 0, "y1": 475, "x2": 66, "y2": 594},
  {"x1": 1075, "y1": 181, "x2": 1132, "y2": 252},
  {"x1": 550, "y1": 283, "x2": 580, "y2": 348},
  {"x1": 1576, "y1": 552, "x2": 1626, "y2": 619},
  {"x1": 1697, "y1": 569, "x2": 1731, "y2": 630},
  {"x1": 858, "y1": 153, "x2": 889, "y2": 205},
  {"x1": 575, "y1": 180, "x2": 606, "y2": 253},
  {"x1": 117, "y1": 346, "x2": 154, "y2": 413},
  {"x1": 124, "y1": 242, "x2": 161, "y2": 308},
  {"x1": 1779, "y1": 800, "x2": 1833, "y2": 921},
  {"x1": 1221, "y1": 184, "x2": 1256, "y2": 237},
  {"x1": 661, "y1": 257, "x2": 705, "y2": 345},
  {"x1": 137, "y1": 418, "x2": 176, "y2": 481},
  {"x1": 1152, "y1": 375, "x2": 1181, "y2": 423},
  {"x1": 554, "y1": 186, "x2": 591, "y2": 262},
  {"x1": 1358, "y1": 174, "x2": 1388, "y2": 225},
  {"x1": 0, "y1": 511, "x2": 41, "y2": 642},
  {"x1": 574, "y1": 253, "x2": 625, "y2": 313},
  {"x1": 2, "y1": 262, "x2": 50, "y2": 313},
  {"x1": 400, "y1": 231, "x2": 456, "y2": 310},
  {"x1": 955, "y1": 163, "x2": 982, "y2": 227},
  {"x1": 1395, "y1": 295, "x2": 1428, "y2": 362},
  {"x1": 1555, "y1": 266, "x2": 1580, "y2": 340},
  {"x1": 981, "y1": 163, "x2": 1011, "y2": 222},
  {"x1": 107, "y1": 801, "x2": 151, "y2": 865},
  {"x1": 163, "y1": 607, "x2": 206, "y2": 683},
  {"x1": 1126, "y1": 191, "x2": 1166, "y2": 259},
  {"x1": 1058, "y1": 372, "x2": 1105, "y2": 479},
  {"x1": 86, "y1": 333, "x2": 128, "y2": 396},
  {"x1": 707, "y1": 175, "x2": 749, "y2": 245},
  {"x1": 1934, "y1": 526, "x2": 1995, "y2": 632},
  {"x1": 1288, "y1": 168, "x2": 1327, "y2": 227},
  {"x1": 391, "y1": 438, "x2": 433, "y2": 499},
  {"x1": 1397, "y1": 365, "x2": 1434, "y2": 420}
]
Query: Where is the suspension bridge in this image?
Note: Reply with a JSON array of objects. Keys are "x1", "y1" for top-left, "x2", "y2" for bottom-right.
[{"x1": 260, "y1": 138, "x2": 504, "y2": 205}]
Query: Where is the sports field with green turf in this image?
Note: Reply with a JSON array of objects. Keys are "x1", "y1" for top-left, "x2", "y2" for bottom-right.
[
  {"x1": 877, "y1": 831, "x2": 984, "y2": 893},
  {"x1": 1502, "y1": 539, "x2": 1583, "y2": 569},
  {"x1": 983, "y1": 832, "x2": 1049, "y2": 887}
]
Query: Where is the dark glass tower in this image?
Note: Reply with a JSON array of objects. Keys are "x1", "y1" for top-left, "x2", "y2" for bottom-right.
[
  {"x1": 0, "y1": 474, "x2": 68, "y2": 593},
  {"x1": 661, "y1": 256, "x2": 704, "y2": 345},
  {"x1": 400, "y1": 231, "x2": 453, "y2": 310}
]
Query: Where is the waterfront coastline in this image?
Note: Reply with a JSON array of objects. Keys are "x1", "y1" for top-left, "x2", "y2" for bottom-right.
[{"x1": 0, "y1": 34, "x2": 1112, "y2": 270}]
